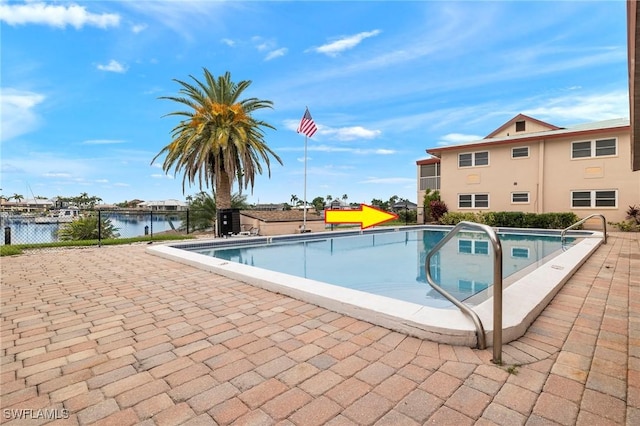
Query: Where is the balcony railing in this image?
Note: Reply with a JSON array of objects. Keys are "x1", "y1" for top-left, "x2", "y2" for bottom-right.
[{"x1": 419, "y1": 176, "x2": 440, "y2": 191}]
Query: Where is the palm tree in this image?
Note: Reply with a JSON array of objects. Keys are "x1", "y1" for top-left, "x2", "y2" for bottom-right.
[
  {"x1": 290, "y1": 194, "x2": 298, "y2": 205},
  {"x1": 12, "y1": 193, "x2": 24, "y2": 203},
  {"x1": 152, "y1": 69, "x2": 282, "y2": 211}
]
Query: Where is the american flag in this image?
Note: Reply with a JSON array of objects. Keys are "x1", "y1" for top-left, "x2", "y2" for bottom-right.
[{"x1": 297, "y1": 108, "x2": 318, "y2": 138}]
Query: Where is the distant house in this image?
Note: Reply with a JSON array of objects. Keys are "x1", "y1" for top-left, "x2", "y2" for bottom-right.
[
  {"x1": 138, "y1": 199, "x2": 187, "y2": 211},
  {"x1": 417, "y1": 114, "x2": 640, "y2": 224},
  {"x1": 253, "y1": 203, "x2": 286, "y2": 211},
  {"x1": 240, "y1": 210, "x2": 325, "y2": 236},
  {"x1": 391, "y1": 200, "x2": 418, "y2": 212},
  {"x1": 0, "y1": 198, "x2": 54, "y2": 213}
]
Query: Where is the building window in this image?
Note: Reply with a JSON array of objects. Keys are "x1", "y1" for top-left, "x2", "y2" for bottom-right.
[
  {"x1": 458, "y1": 239, "x2": 489, "y2": 255},
  {"x1": 458, "y1": 193, "x2": 489, "y2": 209},
  {"x1": 458, "y1": 151, "x2": 489, "y2": 167},
  {"x1": 458, "y1": 153, "x2": 472, "y2": 167},
  {"x1": 511, "y1": 146, "x2": 529, "y2": 158},
  {"x1": 511, "y1": 192, "x2": 529, "y2": 203},
  {"x1": 595, "y1": 139, "x2": 616, "y2": 156},
  {"x1": 419, "y1": 163, "x2": 440, "y2": 191},
  {"x1": 571, "y1": 190, "x2": 617, "y2": 208},
  {"x1": 515, "y1": 120, "x2": 526, "y2": 132},
  {"x1": 459, "y1": 280, "x2": 489, "y2": 293},
  {"x1": 511, "y1": 247, "x2": 530, "y2": 259},
  {"x1": 572, "y1": 138, "x2": 617, "y2": 159}
]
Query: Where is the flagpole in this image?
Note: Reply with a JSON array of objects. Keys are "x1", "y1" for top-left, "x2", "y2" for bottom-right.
[{"x1": 303, "y1": 134, "x2": 308, "y2": 231}]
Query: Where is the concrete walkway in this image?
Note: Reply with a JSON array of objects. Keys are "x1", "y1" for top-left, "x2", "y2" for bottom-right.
[{"x1": 1, "y1": 232, "x2": 638, "y2": 425}]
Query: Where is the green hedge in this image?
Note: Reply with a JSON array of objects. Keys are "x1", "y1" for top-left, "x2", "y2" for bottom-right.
[{"x1": 439, "y1": 211, "x2": 580, "y2": 229}]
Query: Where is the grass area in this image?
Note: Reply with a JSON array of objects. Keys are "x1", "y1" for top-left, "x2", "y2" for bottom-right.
[{"x1": 0, "y1": 234, "x2": 195, "y2": 257}]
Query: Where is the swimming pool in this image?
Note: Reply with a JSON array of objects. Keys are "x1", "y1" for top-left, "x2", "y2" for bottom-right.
[
  {"x1": 148, "y1": 225, "x2": 604, "y2": 346},
  {"x1": 189, "y1": 229, "x2": 569, "y2": 308}
]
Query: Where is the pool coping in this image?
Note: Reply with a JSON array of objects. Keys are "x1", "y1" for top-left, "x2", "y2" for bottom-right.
[{"x1": 146, "y1": 226, "x2": 604, "y2": 347}]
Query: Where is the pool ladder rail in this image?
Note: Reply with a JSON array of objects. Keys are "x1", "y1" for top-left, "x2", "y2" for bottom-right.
[
  {"x1": 424, "y1": 221, "x2": 503, "y2": 364},
  {"x1": 425, "y1": 216, "x2": 607, "y2": 364},
  {"x1": 561, "y1": 213, "x2": 607, "y2": 246}
]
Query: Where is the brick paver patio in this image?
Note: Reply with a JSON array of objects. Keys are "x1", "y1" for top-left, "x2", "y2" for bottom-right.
[{"x1": 1, "y1": 232, "x2": 638, "y2": 425}]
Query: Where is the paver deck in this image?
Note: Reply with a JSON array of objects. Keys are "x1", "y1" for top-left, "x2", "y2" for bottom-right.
[{"x1": 1, "y1": 232, "x2": 638, "y2": 425}]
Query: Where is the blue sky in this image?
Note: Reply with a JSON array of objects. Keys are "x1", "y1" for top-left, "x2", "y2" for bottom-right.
[{"x1": 0, "y1": 0, "x2": 630, "y2": 205}]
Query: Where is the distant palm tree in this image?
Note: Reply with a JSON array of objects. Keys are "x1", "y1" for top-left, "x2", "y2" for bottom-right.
[
  {"x1": 12, "y1": 193, "x2": 24, "y2": 203},
  {"x1": 152, "y1": 69, "x2": 282, "y2": 211},
  {"x1": 290, "y1": 194, "x2": 298, "y2": 205}
]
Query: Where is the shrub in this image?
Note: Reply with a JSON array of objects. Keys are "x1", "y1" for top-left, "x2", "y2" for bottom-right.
[
  {"x1": 397, "y1": 209, "x2": 417, "y2": 224},
  {"x1": 422, "y1": 190, "x2": 441, "y2": 222},
  {"x1": 609, "y1": 204, "x2": 640, "y2": 231},
  {"x1": 58, "y1": 216, "x2": 120, "y2": 240},
  {"x1": 438, "y1": 211, "x2": 579, "y2": 229},
  {"x1": 627, "y1": 204, "x2": 640, "y2": 224},
  {"x1": 438, "y1": 212, "x2": 483, "y2": 225},
  {"x1": 429, "y1": 200, "x2": 448, "y2": 222}
]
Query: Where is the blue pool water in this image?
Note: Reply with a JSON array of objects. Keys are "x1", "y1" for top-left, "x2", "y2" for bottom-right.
[{"x1": 190, "y1": 228, "x2": 573, "y2": 308}]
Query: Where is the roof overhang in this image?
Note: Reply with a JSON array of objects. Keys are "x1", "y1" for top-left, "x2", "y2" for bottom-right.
[{"x1": 427, "y1": 123, "x2": 629, "y2": 156}]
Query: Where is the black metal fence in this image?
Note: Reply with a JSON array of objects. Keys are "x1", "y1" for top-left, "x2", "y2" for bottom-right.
[{"x1": 0, "y1": 208, "x2": 214, "y2": 246}]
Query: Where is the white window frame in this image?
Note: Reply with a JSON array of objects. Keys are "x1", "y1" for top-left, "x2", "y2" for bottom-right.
[
  {"x1": 511, "y1": 192, "x2": 530, "y2": 204},
  {"x1": 458, "y1": 193, "x2": 489, "y2": 209},
  {"x1": 458, "y1": 239, "x2": 490, "y2": 255},
  {"x1": 458, "y1": 279, "x2": 489, "y2": 293},
  {"x1": 458, "y1": 151, "x2": 489, "y2": 168},
  {"x1": 570, "y1": 189, "x2": 618, "y2": 208},
  {"x1": 511, "y1": 247, "x2": 530, "y2": 259},
  {"x1": 511, "y1": 146, "x2": 529, "y2": 159},
  {"x1": 571, "y1": 138, "x2": 617, "y2": 159}
]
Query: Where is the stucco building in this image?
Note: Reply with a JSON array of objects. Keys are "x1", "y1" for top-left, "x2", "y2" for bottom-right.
[{"x1": 417, "y1": 114, "x2": 640, "y2": 224}]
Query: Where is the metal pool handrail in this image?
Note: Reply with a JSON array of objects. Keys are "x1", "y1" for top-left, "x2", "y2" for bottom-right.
[
  {"x1": 561, "y1": 214, "x2": 607, "y2": 245},
  {"x1": 424, "y1": 221, "x2": 503, "y2": 364}
]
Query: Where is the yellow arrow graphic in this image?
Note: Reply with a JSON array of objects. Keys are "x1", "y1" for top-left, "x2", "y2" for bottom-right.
[{"x1": 325, "y1": 204, "x2": 399, "y2": 229}]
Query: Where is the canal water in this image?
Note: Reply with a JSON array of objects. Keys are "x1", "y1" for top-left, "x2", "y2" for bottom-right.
[{"x1": 1, "y1": 213, "x2": 183, "y2": 245}]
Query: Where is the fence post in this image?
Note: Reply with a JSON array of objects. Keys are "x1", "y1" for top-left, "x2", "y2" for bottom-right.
[
  {"x1": 4, "y1": 226, "x2": 10, "y2": 245},
  {"x1": 97, "y1": 210, "x2": 102, "y2": 247},
  {"x1": 186, "y1": 209, "x2": 190, "y2": 234}
]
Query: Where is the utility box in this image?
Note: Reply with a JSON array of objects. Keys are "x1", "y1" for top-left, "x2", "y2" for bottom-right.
[{"x1": 217, "y1": 209, "x2": 241, "y2": 236}]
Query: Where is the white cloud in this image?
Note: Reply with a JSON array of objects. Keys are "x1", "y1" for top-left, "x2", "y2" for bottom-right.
[
  {"x1": 113, "y1": 183, "x2": 130, "y2": 187},
  {"x1": 312, "y1": 29, "x2": 382, "y2": 57},
  {"x1": 119, "y1": 1, "x2": 231, "y2": 41},
  {"x1": 436, "y1": 133, "x2": 483, "y2": 147},
  {"x1": 151, "y1": 173, "x2": 174, "y2": 179},
  {"x1": 97, "y1": 60, "x2": 127, "y2": 73},
  {"x1": 252, "y1": 36, "x2": 275, "y2": 51},
  {"x1": 131, "y1": 23, "x2": 147, "y2": 33},
  {"x1": 523, "y1": 90, "x2": 629, "y2": 123},
  {"x1": 0, "y1": 2, "x2": 120, "y2": 29},
  {"x1": 221, "y1": 38, "x2": 236, "y2": 47},
  {"x1": 282, "y1": 119, "x2": 381, "y2": 141},
  {"x1": 265, "y1": 48, "x2": 288, "y2": 61},
  {"x1": 323, "y1": 126, "x2": 382, "y2": 141},
  {"x1": 0, "y1": 88, "x2": 45, "y2": 142},
  {"x1": 43, "y1": 172, "x2": 72, "y2": 178}
]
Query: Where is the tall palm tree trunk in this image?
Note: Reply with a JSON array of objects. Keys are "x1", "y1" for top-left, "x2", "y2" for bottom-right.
[{"x1": 215, "y1": 170, "x2": 233, "y2": 210}]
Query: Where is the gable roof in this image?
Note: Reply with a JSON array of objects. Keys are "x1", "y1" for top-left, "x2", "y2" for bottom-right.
[
  {"x1": 416, "y1": 157, "x2": 440, "y2": 166},
  {"x1": 484, "y1": 113, "x2": 562, "y2": 138},
  {"x1": 427, "y1": 118, "x2": 629, "y2": 156}
]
